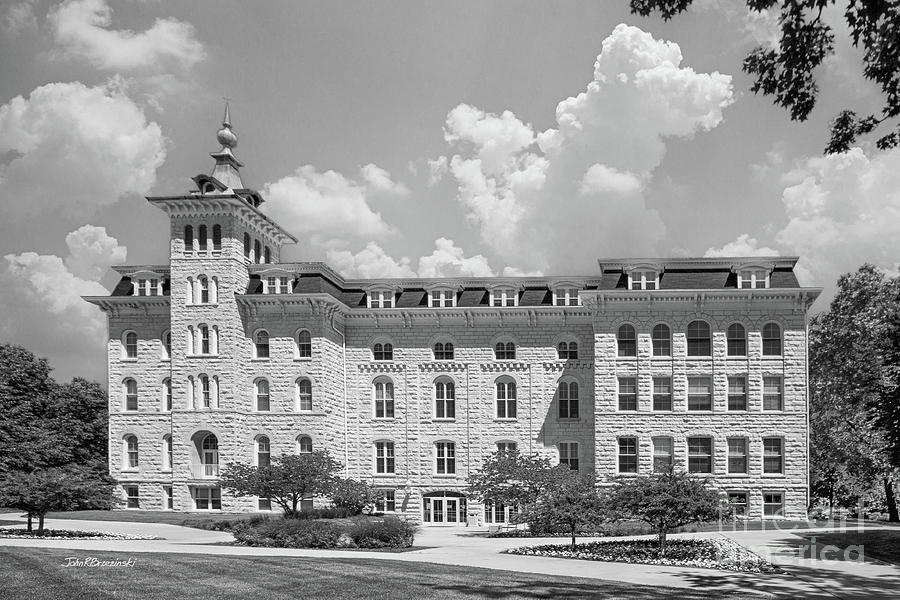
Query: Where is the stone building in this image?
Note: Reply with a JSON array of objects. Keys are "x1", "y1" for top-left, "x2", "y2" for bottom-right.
[{"x1": 85, "y1": 109, "x2": 821, "y2": 523}]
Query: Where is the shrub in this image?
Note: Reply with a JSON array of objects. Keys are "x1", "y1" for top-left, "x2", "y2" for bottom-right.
[
  {"x1": 290, "y1": 507, "x2": 357, "y2": 520},
  {"x1": 184, "y1": 515, "x2": 269, "y2": 531},
  {"x1": 329, "y1": 478, "x2": 374, "y2": 514},
  {"x1": 349, "y1": 517, "x2": 416, "y2": 548},
  {"x1": 230, "y1": 515, "x2": 415, "y2": 549}
]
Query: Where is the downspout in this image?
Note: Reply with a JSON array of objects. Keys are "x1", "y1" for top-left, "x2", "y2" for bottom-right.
[
  {"x1": 805, "y1": 303, "x2": 811, "y2": 512},
  {"x1": 330, "y1": 308, "x2": 348, "y2": 476}
]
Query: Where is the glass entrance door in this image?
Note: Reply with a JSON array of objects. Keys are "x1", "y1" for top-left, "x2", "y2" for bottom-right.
[{"x1": 423, "y1": 493, "x2": 467, "y2": 525}]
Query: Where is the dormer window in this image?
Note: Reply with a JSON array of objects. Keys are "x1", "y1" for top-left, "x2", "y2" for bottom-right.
[
  {"x1": 629, "y1": 270, "x2": 658, "y2": 290},
  {"x1": 263, "y1": 276, "x2": 290, "y2": 294},
  {"x1": 201, "y1": 182, "x2": 216, "y2": 195},
  {"x1": 368, "y1": 290, "x2": 395, "y2": 308},
  {"x1": 134, "y1": 278, "x2": 161, "y2": 297},
  {"x1": 553, "y1": 287, "x2": 580, "y2": 306},
  {"x1": 428, "y1": 289, "x2": 456, "y2": 308},
  {"x1": 739, "y1": 269, "x2": 769, "y2": 289},
  {"x1": 490, "y1": 288, "x2": 518, "y2": 307}
]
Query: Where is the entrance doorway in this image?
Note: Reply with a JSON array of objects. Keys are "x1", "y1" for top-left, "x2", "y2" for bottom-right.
[{"x1": 422, "y1": 492, "x2": 467, "y2": 525}]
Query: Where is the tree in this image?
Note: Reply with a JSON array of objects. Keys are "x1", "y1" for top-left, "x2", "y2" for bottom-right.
[
  {"x1": 808, "y1": 264, "x2": 900, "y2": 521},
  {"x1": 518, "y1": 473, "x2": 606, "y2": 550},
  {"x1": 0, "y1": 345, "x2": 58, "y2": 473},
  {"x1": 606, "y1": 468, "x2": 726, "y2": 556},
  {"x1": 329, "y1": 478, "x2": 375, "y2": 514},
  {"x1": 47, "y1": 378, "x2": 109, "y2": 474},
  {"x1": 466, "y1": 450, "x2": 574, "y2": 510},
  {"x1": 220, "y1": 451, "x2": 343, "y2": 516},
  {"x1": 0, "y1": 466, "x2": 118, "y2": 534},
  {"x1": 629, "y1": 1, "x2": 900, "y2": 153}
]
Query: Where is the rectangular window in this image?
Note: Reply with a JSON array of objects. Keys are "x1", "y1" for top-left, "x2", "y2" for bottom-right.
[
  {"x1": 687, "y1": 376, "x2": 712, "y2": 411},
  {"x1": 652, "y1": 377, "x2": 672, "y2": 411},
  {"x1": 740, "y1": 269, "x2": 768, "y2": 289},
  {"x1": 496, "y1": 441, "x2": 517, "y2": 454},
  {"x1": 763, "y1": 376, "x2": 783, "y2": 411},
  {"x1": 687, "y1": 437, "x2": 713, "y2": 473},
  {"x1": 629, "y1": 270, "x2": 658, "y2": 290},
  {"x1": 728, "y1": 376, "x2": 748, "y2": 411},
  {"x1": 763, "y1": 492, "x2": 784, "y2": 517},
  {"x1": 618, "y1": 377, "x2": 637, "y2": 411},
  {"x1": 491, "y1": 288, "x2": 517, "y2": 307},
  {"x1": 618, "y1": 437, "x2": 638, "y2": 473},
  {"x1": 369, "y1": 291, "x2": 394, "y2": 308},
  {"x1": 429, "y1": 290, "x2": 456, "y2": 307},
  {"x1": 763, "y1": 438, "x2": 784, "y2": 474},
  {"x1": 194, "y1": 487, "x2": 222, "y2": 510},
  {"x1": 727, "y1": 438, "x2": 748, "y2": 474},
  {"x1": 728, "y1": 492, "x2": 749, "y2": 517},
  {"x1": 375, "y1": 441, "x2": 395, "y2": 474},
  {"x1": 652, "y1": 437, "x2": 673, "y2": 473},
  {"x1": 435, "y1": 442, "x2": 456, "y2": 475},
  {"x1": 559, "y1": 442, "x2": 579, "y2": 471},
  {"x1": 258, "y1": 498, "x2": 272, "y2": 511},
  {"x1": 554, "y1": 287, "x2": 580, "y2": 306},
  {"x1": 125, "y1": 485, "x2": 139, "y2": 509},
  {"x1": 278, "y1": 277, "x2": 289, "y2": 294},
  {"x1": 374, "y1": 490, "x2": 396, "y2": 513},
  {"x1": 164, "y1": 485, "x2": 173, "y2": 510}
]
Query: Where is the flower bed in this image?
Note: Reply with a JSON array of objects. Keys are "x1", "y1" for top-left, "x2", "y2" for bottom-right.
[
  {"x1": 506, "y1": 537, "x2": 781, "y2": 573},
  {"x1": 0, "y1": 528, "x2": 161, "y2": 540}
]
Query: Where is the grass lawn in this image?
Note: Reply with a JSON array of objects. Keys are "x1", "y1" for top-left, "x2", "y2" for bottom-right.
[
  {"x1": 0, "y1": 548, "x2": 765, "y2": 599},
  {"x1": 800, "y1": 529, "x2": 900, "y2": 565}
]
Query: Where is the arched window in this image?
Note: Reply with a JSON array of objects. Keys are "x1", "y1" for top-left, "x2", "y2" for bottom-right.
[
  {"x1": 686, "y1": 320, "x2": 711, "y2": 356},
  {"x1": 124, "y1": 379, "x2": 138, "y2": 411},
  {"x1": 434, "y1": 342, "x2": 454, "y2": 360},
  {"x1": 495, "y1": 379, "x2": 517, "y2": 419},
  {"x1": 257, "y1": 436, "x2": 270, "y2": 467},
  {"x1": 212, "y1": 224, "x2": 222, "y2": 251},
  {"x1": 199, "y1": 374, "x2": 212, "y2": 408},
  {"x1": 296, "y1": 379, "x2": 312, "y2": 411},
  {"x1": 163, "y1": 434, "x2": 173, "y2": 470},
  {"x1": 184, "y1": 225, "x2": 193, "y2": 252},
  {"x1": 434, "y1": 379, "x2": 456, "y2": 419},
  {"x1": 162, "y1": 330, "x2": 171, "y2": 360},
  {"x1": 199, "y1": 276, "x2": 210, "y2": 304},
  {"x1": 762, "y1": 323, "x2": 782, "y2": 355},
  {"x1": 494, "y1": 341, "x2": 515, "y2": 360},
  {"x1": 254, "y1": 240, "x2": 262, "y2": 264},
  {"x1": 373, "y1": 342, "x2": 393, "y2": 361},
  {"x1": 255, "y1": 330, "x2": 270, "y2": 359},
  {"x1": 557, "y1": 341, "x2": 578, "y2": 360},
  {"x1": 617, "y1": 324, "x2": 637, "y2": 357},
  {"x1": 243, "y1": 232, "x2": 251, "y2": 259},
  {"x1": 297, "y1": 435, "x2": 313, "y2": 454},
  {"x1": 297, "y1": 330, "x2": 312, "y2": 358},
  {"x1": 201, "y1": 434, "x2": 219, "y2": 476},
  {"x1": 199, "y1": 324, "x2": 210, "y2": 355},
  {"x1": 373, "y1": 378, "x2": 395, "y2": 418},
  {"x1": 163, "y1": 378, "x2": 172, "y2": 412},
  {"x1": 124, "y1": 435, "x2": 139, "y2": 469},
  {"x1": 651, "y1": 324, "x2": 671, "y2": 357},
  {"x1": 255, "y1": 379, "x2": 270, "y2": 411},
  {"x1": 124, "y1": 331, "x2": 138, "y2": 359},
  {"x1": 198, "y1": 224, "x2": 208, "y2": 251},
  {"x1": 727, "y1": 324, "x2": 747, "y2": 356},
  {"x1": 264, "y1": 246, "x2": 271, "y2": 264},
  {"x1": 558, "y1": 381, "x2": 579, "y2": 419}
]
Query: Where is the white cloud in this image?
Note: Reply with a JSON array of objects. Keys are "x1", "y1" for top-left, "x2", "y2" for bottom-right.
[
  {"x1": 704, "y1": 234, "x2": 780, "y2": 258},
  {"x1": 426, "y1": 156, "x2": 449, "y2": 186},
  {"x1": 263, "y1": 164, "x2": 406, "y2": 248},
  {"x1": 64, "y1": 224, "x2": 128, "y2": 280},
  {"x1": 2, "y1": 0, "x2": 37, "y2": 36},
  {"x1": 443, "y1": 24, "x2": 734, "y2": 273},
  {"x1": 774, "y1": 147, "x2": 900, "y2": 288},
  {"x1": 328, "y1": 238, "x2": 496, "y2": 279},
  {"x1": 0, "y1": 81, "x2": 167, "y2": 220},
  {"x1": 48, "y1": 0, "x2": 206, "y2": 72},
  {"x1": 417, "y1": 238, "x2": 495, "y2": 278}
]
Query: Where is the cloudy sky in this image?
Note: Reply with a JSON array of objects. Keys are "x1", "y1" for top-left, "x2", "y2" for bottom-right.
[{"x1": 1, "y1": 0, "x2": 898, "y2": 382}]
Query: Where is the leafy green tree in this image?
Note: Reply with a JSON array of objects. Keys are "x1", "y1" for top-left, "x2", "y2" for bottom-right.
[
  {"x1": 466, "y1": 450, "x2": 573, "y2": 510},
  {"x1": 518, "y1": 473, "x2": 606, "y2": 550},
  {"x1": 220, "y1": 451, "x2": 343, "y2": 516},
  {"x1": 0, "y1": 345, "x2": 58, "y2": 473},
  {"x1": 48, "y1": 378, "x2": 109, "y2": 473},
  {"x1": 0, "y1": 466, "x2": 117, "y2": 533},
  {"x1": 809, "y1": 264, "x2": 900, "y2": 520},
  {"x1": 606, "y1": 468, "x2": 726, "y2": 556},
  {"x1": 629, "y1": 1, "x2": 900, "y2": 153},
  {"x1": 329, "y1": 478, "x2": 375, "y2": 514}
]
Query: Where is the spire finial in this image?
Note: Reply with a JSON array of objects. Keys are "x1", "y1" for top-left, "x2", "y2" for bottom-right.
[{"x1": 216, "y1": 98, "x2": 237, "y2": 150}]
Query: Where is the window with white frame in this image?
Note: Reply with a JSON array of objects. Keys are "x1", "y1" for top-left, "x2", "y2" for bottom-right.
[
  {"x1": 490, "y1": 288, "x2": 518, "y2": 307},
  {"x1": 763, "y1": 437, "x2": 784, "y2": 474},
  {"x1": 762, "y1": 323, "x2": 782, "y2": 356},
  {"x1": 373, "y1": 342, "x2": 393, "y2": 361},
  {"x1": 164, "y1": 485, "x2": 173, "y2": 510},
  {"x1": 618, "y1": 377, "x2": 637, "y2": 411},
  {"x1": 374, "y1": 378, "x2": 395, "y2": 419},
  {"x1": 124, "y1": 331, "x2": 138, "y2": 359},
  {"x1": 374, "y1": 489, "x2": 396, "y2": 512},
  {"x1": 375, "y1": 441, "x2": 395, "y2": 474},
  {"x1": 557, "y1": 341, "x2": 578, "y2": 360},
  {"x1": 297, "y1": 435, "x2": 313, "y2": 454},
  {"x1": 652, "y1": 437, "x2": 673, "y2": 472},
  {"x1": 125, "y1": 485, "x2": 140, "y2": 509},
  {"x1": 727, "y1": 438, "x2": 748, "y2": 474},
  {"x1": 727, "y1": 324, "x2": 747, "y2": 356},
  {"x1": 559, "y1": 442, "x2": 579, "y2": 471},
  {"x1": 163, "y1": 378, "x2": 172, "y2": 412},
  {"x1": 435, "y1": 441, "x2": 456, "y2": 474},
  {"x1": 558, "y1": 381, "x2": 579, "y2": 419},
  {"x1": 135, "y1": 278, "x2": 161, "y2": 297},
  {"x1": 686, "y1": 320, "x2": 711, "y2": 356},
  {"x1": 198, "y1": 324, "x2": 212, "y2": 355},
  {"x1": 254, "y1": 330, "x2": 269, "y2": 359},
  {"x1": 124, "y1": 435, "x2": 139, "y2": 469},
  {"x1": 728, "y1": 492, "x2": 749, "y2": 517},
  {"x1": 495, "y1": 379, "x2": 517, "y2": 419},
  {"x1": 296, "y1": 330, "x2": 312, "y2": 358},
  {"x1": 494, "y1": 341, "x2": 516, "y2": 360},
  {"x1": 728, "y1": 376, "x2": 748, "y2": 411},
  {"x1": 739, "y1": 269, "x2": 769, "y2": 289},
  {"x1": 434, "y1": 379, "x2": 456, "y2": 419},
  {"x1": 263, "y1": 276, "x2": 290, "y2": 294},
  {"x1": 199, "y1": 276, "x2": 211, "y2": 304},
  {"x1": 199, "y1": 374, "x2": 213, "y2": 408},
  {"x1": 617, "y1": 324, "x2": 637, "y2": 357},
  {"x1": 763, "y1": 376, "x2": 783, "y2": 410},
  {"x1": 433, "y1": 342, "x2": 454, "y2": 360},
  {"x1": 553, "y1": 287, "x2": 580, "y2": 306},
  {"x1": 618, "y1": 437, "x2": 638, "y2": 473},
  {"x1": 163, "y1": 435, "x2": 173, "y2": 471},
  {"x1": 484, "y1": 500, "x2": 518, "y2": 524},
  {"x1": 255, "y1": 379, "x2": 270, "y2": 411},
  {"x1": 687, "y1": 437, "x2": 713, "y2": 473},
  {"x1": 763, "y1": 492, "x2": 784, "y2": 517},
  {"x1": 429, "y1": 289, "x2": 456, "y2": 307},
  {"x1": 687, "y1": 376, "x2": 712, "y2": 411},
  {"x1": 368, "y1": 290, "x2": 395, "y2": 308},
  {"x1": 652, "y1": 377, "x2": 672, "y2": 411},
  {"x1": 124, "y1": 379, "x2": 138, "y2": 411},
  {"x1": 194, "y1": 487, "x2": 221, "y2": 510},
  {"x1": 256, "y1": 436, "x2": 271, "y2": 467},
  {"x1": 296, "y1": 379, "x2": 312, "y2": 411},
  {"x1": 629, "y1": 270, "x2": 658, "y2": 290},
  {"x1": 651, "y1": 324, "x2": 671, "y2": 356}
]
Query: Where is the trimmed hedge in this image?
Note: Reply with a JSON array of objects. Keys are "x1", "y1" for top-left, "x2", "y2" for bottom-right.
[{"x1": 231, "y1": 516, "x2": 416, "y2": 549}]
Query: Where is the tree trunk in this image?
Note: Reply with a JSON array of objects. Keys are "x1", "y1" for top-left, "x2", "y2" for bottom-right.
[
  {"x1": 885, "y1": 478, "x2": 899, "y2": 522},
  {"x1": 570, "y1": 522, "x2": 577, "y2": 552},
  {"x1": 26, "y1": 513, "x2": 32, "y2": 532},
  {"x1": 37, "y1": 514, "x2": 45, "y2": 535},
  {"x1": 658, "y1": 529, "x2": 667, "y2": 557},
  {"x1": 828, "y1": 478, "x2": 835, "y2": 520}
]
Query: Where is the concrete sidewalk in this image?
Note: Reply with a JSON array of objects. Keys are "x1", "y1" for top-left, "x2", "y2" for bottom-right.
[{"x1": 2, "y1": 512, "x2": 898, "y2": 599}]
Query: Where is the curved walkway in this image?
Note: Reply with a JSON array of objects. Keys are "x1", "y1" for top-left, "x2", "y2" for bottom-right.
[{"x1": 1, "y1": 513, "x2": 898, "y2": 599}]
